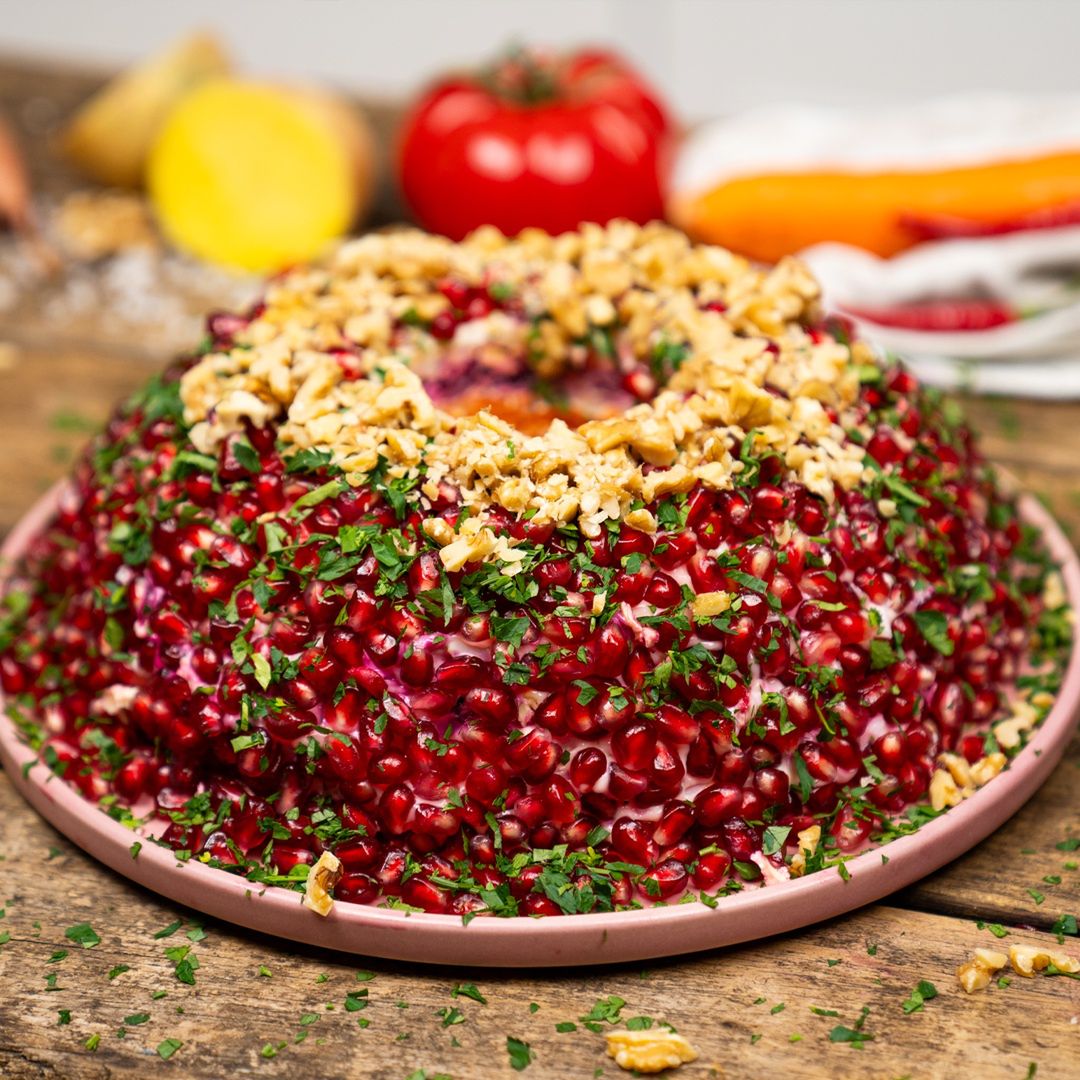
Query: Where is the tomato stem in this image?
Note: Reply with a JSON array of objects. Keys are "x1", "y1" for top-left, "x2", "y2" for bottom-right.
[{"x1": 484, "y1": 45, "x2": 562, "y2": 106}]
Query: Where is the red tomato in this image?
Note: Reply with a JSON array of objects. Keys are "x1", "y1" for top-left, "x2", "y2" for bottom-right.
[{"x1": 398, "y1": 47, "x2": 674, "y2": 239}]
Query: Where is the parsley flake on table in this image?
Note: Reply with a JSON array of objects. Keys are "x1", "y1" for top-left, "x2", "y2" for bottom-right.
[
  {"x1": 450, "y1": 981, "x2": 487, "y2": 1004},
  {"x1": 901, "y1": 980, "x2": 939, "y2": 1014},
  {"x1": 829, "y1": 1025, "x2": 874, "y2": 1048},
  {"x1": 437, "y1": 1006, "x2": 465, "y2": 1027},
  {"x1": 828, "y1": 1006, "x2": 874, "y2": 1048},
  {"x1": 157, "y1": 1038, "x2": 182, "y2": 1060},
  {"x1": 107, "y1": 964, "x2": 130, "y2": 980},
  {"x1": 164, "y1": 943, "x2": 199, "y2": 984},
  {"x1": 123, "y1": 1012, "x2": 150, "y2": 1026},
  {"x1": 64, "y1": 922, "x2": 101, "y2": 949},
  {"x1": 578, "y1": 995, "x2": 626, "y2": 1032},
  {"x1": 1051, "y1": 914, "x2": 1078, "y2": 943},
  {"x1": 152, "y1": 919, "x2": 183, "y2": 939},
  {"x1": 507, "y1": 1036, "x2": 535, "y2": 1071}
]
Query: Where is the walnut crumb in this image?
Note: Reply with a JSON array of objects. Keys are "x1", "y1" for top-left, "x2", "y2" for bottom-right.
[
  {"x1": 930, "y1": 750, "x2": 1008, "y2": 810},
  {"x1": 605, "y1": 1029, "x2": 699, "y2": 1073},
  {"x1": 303, "y1": 850, "x2": 342, "y2": 917},
  {"x1": 957, "y1": 947, "x2": 1008, "y2": 993},
  {"x1": 1008, "y1": 943, "x2": 1080, "y2": 977},
  {"x1": 178, "y1": 221, "x2": 873, "y2": 569},
  {"x1": 789, "y1": 824, "x2": 821, "y2": 878},
  {"x1": 993, "y1": 702, "x2": 1038, "y2": 750},
  {"x1": 692, "y1": 591, "x2": 732, "y2": 619}
]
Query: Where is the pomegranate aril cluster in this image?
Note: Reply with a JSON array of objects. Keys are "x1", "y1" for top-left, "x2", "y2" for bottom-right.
[{"x1": 0, "y1": 356, "x2": 1063, "y2": 918}]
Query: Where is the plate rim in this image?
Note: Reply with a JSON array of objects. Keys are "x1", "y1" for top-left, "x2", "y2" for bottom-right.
[{"x1": 2, "y1": 482, "x2": 1078, "y2": 967}]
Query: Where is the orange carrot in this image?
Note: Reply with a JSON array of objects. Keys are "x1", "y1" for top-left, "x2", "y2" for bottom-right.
[{"x1": 671, "y1": 151, "x2": 1080, "y2": 262}]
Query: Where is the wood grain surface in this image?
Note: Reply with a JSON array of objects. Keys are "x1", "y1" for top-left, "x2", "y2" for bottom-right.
[{"x1": 0, "y1": 53, "x2": 1078, "y2": 1080}]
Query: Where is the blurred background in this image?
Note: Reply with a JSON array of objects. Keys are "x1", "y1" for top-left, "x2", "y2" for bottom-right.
[
  {"x1": 6, "y1": 0, "x2": 1080, "y2": 117},
  {"x1": 2, "y1": 0, "x2": 1080, "y2": 394}
]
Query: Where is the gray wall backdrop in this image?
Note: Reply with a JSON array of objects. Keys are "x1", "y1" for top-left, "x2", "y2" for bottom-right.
[{"x1": 1, "y1": 0, "x2": 1078, "y2": 119}]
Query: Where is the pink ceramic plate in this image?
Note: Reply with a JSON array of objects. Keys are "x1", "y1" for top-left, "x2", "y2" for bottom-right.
[{"x1": 2, "y1": 485, "x2": 1078, "y2": 967}]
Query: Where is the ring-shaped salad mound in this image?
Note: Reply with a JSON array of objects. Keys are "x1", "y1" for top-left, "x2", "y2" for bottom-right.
[{"x1": 0, "y1": 221, "x2": 1071, "y2": 918}]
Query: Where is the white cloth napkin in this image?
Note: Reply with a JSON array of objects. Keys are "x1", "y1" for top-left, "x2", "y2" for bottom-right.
[
  {"x1": 802, "y1": 228, "x2": 1080, "y2": 364},
  {"x1": 675, "y1": 96, "x2": 1080, "y2": 396}
]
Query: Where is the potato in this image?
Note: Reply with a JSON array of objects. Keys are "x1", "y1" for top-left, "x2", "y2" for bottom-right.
[{"x1": 60, "y1": 32, "x2": 230, "y2": 189}]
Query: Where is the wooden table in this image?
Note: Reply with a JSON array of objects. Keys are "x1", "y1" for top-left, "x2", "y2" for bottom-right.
[{"x1": 0, "y1": 55, "x2": 1078, "y2": 1080}]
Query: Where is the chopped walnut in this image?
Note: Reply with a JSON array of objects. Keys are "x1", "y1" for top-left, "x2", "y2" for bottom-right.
[
  {"x1": 957, "y1": 947, "x2": 1008, "y2": 993},
  {"x1": 957, "y1": 960, "x2": 993, "y2": 994},
  {"x1": 789, "y1": 824, "x2": 821, "y2": 878},
  {"x1": 1009, "y1": 943, "x2": 1080, "y2": 977},
  {"x1": 692, "y1": 591, "x2": 733, "y2": 619},
  {"x1": 1043, "y1": 570, "x2": 1067, "y2": 611},
  {"x1": 969, "y1": 752, "x2": 1007, "y2": 787},
  {"x1": 55, "y1": 190, "x2": 159, "y2": 260},
  {"x1": 605, "y1": 1029, "x2": 699, "y2": 1073},
  {"x1": 929, "y1": 768, "x2": 964, "y2": 812},
  {"x1": 624, "y1": 508, "x2": 658, "y2": 534},
  {"x1": 938, "y1": 753, "x2": 976, "y2": 796},
  {"x1": 179, "y1": 221, "x2": 877, "y2": 567},
  {"x1": 428, "y1": 515, "x2": 529, "y2": 574},
  {"x1": 303, "y1": 850, "x2": 342, "y2": 917},
  {"x1": 975, "y1": 948, "x2": 1009, "y2": 970},
  {"x1": 931, "y1": 750, "x2": 1007, "y2": 810},
  {"x1": 993, "y1": 702, "x2": 1038, "y2": 750}
]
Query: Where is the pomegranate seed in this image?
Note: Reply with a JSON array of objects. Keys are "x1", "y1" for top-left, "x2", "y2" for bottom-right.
[
  {"x1": 610, "y1": 818, "x2": 658, "y2": 865},
  {"x1": 638, "y1": 859, "x2": 688, "y2": 900}
]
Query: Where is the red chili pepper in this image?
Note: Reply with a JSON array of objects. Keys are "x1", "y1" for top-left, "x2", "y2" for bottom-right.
[
  {"x1": 900, "y1": 200, "x2": 1080, "y2": 241},
  {"x1": 844, "y1": 299, "x2": 1017, "y2": 332}
]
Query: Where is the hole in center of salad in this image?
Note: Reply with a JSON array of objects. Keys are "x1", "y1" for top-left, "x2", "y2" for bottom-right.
[{"x1": 416, "y1": 348, "x2": 639, "y2": 434}]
